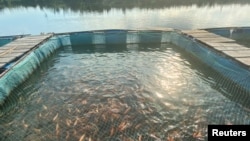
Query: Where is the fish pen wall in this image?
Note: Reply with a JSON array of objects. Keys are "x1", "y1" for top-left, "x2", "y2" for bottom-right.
[
  {"x1": 0, "y1": 38, "x2": 12, "y2": 47},
  {"x1": 0, "y1": 37, "x2": 61, "y2": 104},
  {"x1": 0, "y1": 36, "x2": 17, "y2": 47},
  {"x1": 1, "y1": 29, "x2": 250, "y2": 141},
  {"x1": 58, "y1": 29, "x2": 250, "y2": 95},
  {"x1": 205, "y1": 27, "x2": 250, "y2": 47}
]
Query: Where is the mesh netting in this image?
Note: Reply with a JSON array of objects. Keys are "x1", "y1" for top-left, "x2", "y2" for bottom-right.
[
  {"x1": 170, "y1": 31, "x2": 250, "y2": 94},
  {"x1": 0, "y1": 37, "x2": 61, "y2": 104},
  {"x1": 0, "y1": 30, "x2": 250, "y2": 141}
]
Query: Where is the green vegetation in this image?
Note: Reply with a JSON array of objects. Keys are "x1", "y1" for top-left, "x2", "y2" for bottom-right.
[{"x1": 0, "y1": 0, "x2": 250, "y2": 11}]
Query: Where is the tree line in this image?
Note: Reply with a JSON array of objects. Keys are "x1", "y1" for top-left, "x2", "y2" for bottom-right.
[{"x1": 1, "y1": 0, "x2": 250, "y2": 11}]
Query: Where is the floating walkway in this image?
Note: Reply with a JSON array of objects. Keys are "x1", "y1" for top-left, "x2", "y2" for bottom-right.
[
  {"x1": 0, "y1": 34, "x2": 53, "y2": 73},
  {"x1": 181, "y1": 29, "x2": 250, "y2": 67},
  {"x1": 0, "y1": 33, "x2": 60, "y2": 104}
]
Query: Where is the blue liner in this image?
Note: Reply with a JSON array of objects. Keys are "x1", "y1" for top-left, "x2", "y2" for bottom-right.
[
  {"x1": 1, "y1": 29, "x2": 250, "y2": 105},
  {"x1": 105, "y1": 30, "x2": 127, "y2": 44},
  {"x1": 170, "y1": 31, "x2": 250, "y2": 92},
  {"x1": 0, "y1": 37, "x2": 61, "y2": 104}
]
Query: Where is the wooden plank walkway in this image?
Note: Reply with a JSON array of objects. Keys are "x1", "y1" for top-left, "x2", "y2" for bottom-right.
[
  {"x1": 0, "y1": 34, "x2": 52, "y2": 69},
  {"x1": 182, "y1": 30, "x2": 250, "y2": 67}
]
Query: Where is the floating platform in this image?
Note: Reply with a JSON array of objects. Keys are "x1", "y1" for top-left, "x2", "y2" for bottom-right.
[
  {"x1": 0, "y1": 35, "x2": 29, "y2": 47},
  {"x1": 0, "y1": 28, "x2": 250, "y2": 105},
  {"x1": 0, "y1": 34, "x2": 61, "y2": 104},
  {"x1": 181, "y1": 29, "x2": 250, "y2": 66},
  {"x1": 0, "y1": 34, "x2": 52, "y2": 71}
]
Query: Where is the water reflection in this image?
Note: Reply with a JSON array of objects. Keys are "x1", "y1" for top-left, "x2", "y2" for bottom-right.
[
  {"x1": 0, "y1": 1, "x2": 250, "y2": 36},
  {"x1": 1, "y1": 0, "x2": 250, "y2": 11},
  {"x1": 1, "y1": 43, "x2": 250, "y2": 141}
]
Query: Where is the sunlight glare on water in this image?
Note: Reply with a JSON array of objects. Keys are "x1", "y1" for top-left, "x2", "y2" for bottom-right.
[
  {"x1": 0, "y1": 4, "x2": 250, "y2": 35},
  {"x1": 1, "y1": 43, "x2": 250, "y2": 141}
]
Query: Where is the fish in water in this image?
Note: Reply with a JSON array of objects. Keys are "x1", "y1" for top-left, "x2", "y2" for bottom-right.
[
  {"x1": 79, "y1": 134, "x2": 85, "y2": 141},
  {"x1": 53, "y1": 113, "x2": 59, "y2": 121}
]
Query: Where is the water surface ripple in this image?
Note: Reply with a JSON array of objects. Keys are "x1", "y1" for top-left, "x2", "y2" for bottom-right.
[{"x1": 1, "y1": 44, "x2": 250, "y2": 141}]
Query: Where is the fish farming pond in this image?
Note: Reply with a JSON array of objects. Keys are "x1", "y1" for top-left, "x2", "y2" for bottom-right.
[{"x1": 1, "y1": 43, "x2": 250, "y2": 141}]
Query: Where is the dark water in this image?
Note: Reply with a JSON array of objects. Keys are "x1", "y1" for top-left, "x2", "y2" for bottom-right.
[
  {"x1": 0, "y1": 0, "x2": 250, "y2": 36},
  {"x1": 1, "y1": 43, "x2": 250, "y2": 141}
]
